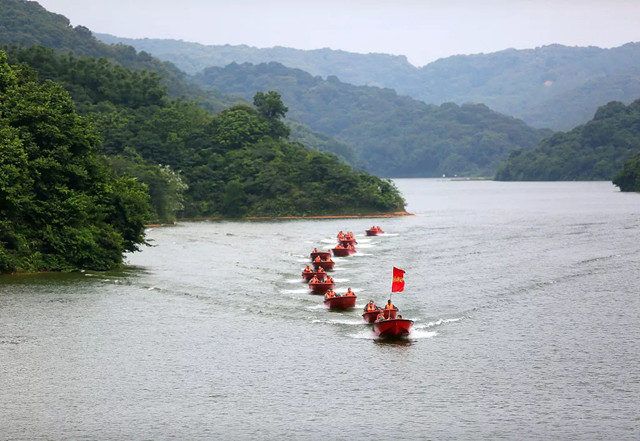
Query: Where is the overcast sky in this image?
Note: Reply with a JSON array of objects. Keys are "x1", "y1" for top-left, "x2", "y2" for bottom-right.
[{"x1": 36, "y1": 0, "x2": 640, "y2": 66}]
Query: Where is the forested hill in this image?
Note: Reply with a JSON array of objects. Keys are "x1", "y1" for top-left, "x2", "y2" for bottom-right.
[
  {"x1": 100, "y1": 34, "x2": 640, "y2": 131},
  {"x1": 96, "y1": 34, "x2": 418, "y2": 90},
  {"x1": 195, "y1": 61, "x2": 551, "y2": 178},
  {"x1": 495, "y1": 99, "x2": 640, "y2": 181},
  {"x1": 0, "y1": 0, "x2": 358, "y2": 164},
  {"x1": 0, "y1": 0, "x2": 231, "y2": 112}
]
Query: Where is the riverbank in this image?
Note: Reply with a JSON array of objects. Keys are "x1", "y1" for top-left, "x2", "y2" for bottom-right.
[{"x1": 145, "y1": 211, "x2": 413, "y2": 227}]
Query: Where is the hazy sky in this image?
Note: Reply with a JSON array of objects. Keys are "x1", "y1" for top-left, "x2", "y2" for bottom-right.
[{"x1": 36, "y1": 0, "x2": 640, "y2": 66}]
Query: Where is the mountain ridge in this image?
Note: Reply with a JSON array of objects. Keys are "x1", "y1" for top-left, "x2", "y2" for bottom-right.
[{"x1": 98, "y1": 34, "x2": 640, "y2": 130}]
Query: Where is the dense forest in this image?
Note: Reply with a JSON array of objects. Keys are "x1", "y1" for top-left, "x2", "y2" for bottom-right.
[
  {"x1": 0, "y1": 50, "x2": 149, "y2": 273},
  {"x1": 100, "y1": 34, "x2": 640, "y2": 131},
  {"x1": 494, "y1": 99, "x2": 640, "y2": 181},
  {"x1": 195, "y1": 61, "x2": 551, "y2": 178}
]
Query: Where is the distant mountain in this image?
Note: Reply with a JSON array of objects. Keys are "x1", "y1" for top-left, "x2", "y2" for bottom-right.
[
  {"x1": 98, "y1": 34, "x2": 640, "y2": 131},
  {"x1": 194, "y1": 61, "x2": 551, "y2": 178},
  {"x1": 495, "y1": 99, "x2": 640, "y2": 181},
  {"x1": 0, "y1": 0, "x2": 354, "y2": 163},
  {"x1": 0, "y1": 0, "x2": 229, "y2": 111},
  {"x1": 96, "y1": 34, "x2": 419, "y2": 90}
]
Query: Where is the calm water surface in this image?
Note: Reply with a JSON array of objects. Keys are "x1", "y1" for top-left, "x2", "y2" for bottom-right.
[{"x1": 1, "y1": 180, "x2": 639, "y2": 440}]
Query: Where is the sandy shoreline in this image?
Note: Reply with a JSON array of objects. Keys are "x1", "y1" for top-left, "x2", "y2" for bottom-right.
[{"x1": 145, "y1": 211, "x2": 413, "y2": 227}]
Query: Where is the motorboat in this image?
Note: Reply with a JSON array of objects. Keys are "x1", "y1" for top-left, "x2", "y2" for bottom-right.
[
  {"x1": 313, "y1": 259, "x2": 335, "y2": 271},
  {"x1": 366, "y1": 227, "x2": 384, "y2": 236},
  {"x1": 324, "y1": 294, "x2": 357, "y2": 309},
  {"x1": 302, "y1": 270, "x2": 327, "y2": 281},
  {"x1": 331, "y1": 246, "x2": 356, "y2": 257},
  {"x1": 373, "y1": 318, "x2": 414, "y2": 338},
  {"x1": 308, "y1": 280, "x2": 335, "y2": 294},
  {"x1": 310, "y1": 250, "x2": 332, "y2": 260}
]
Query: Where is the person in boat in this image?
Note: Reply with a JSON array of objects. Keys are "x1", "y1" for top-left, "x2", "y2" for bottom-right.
[
  {"x1": 346, "y1": 243, "x2": 354, "y2": 249},
  {"x1": 325, "y1": 276, "x2": 333, "y2": 284},
  {"x1": 385, "y1": 300, "x2": 395, "y2": 310},
  {"x1": 324, "y1": 257, "x2": 333, "y2": 262},
  {"x1": 309, "y1": 275, "x2": 320, "y2": 284},
  {"x1": 317, "y1": 266, "x2": 325, "y2": 273},
  {"x1": 345, "y1": 288, "x2": 355, "y2": 296},
  {"x1": 398, "y1": 315, "x2": 403, "y2": 319},
  {"x1": 325, "y1": 289, "x2": 336, "y2": 299},
  {"x1": 314, "y1": 256, "x2": 322, "y2": 262},
  {"x1": 376, "y1": 312, "x2": 385, "y2": 322},
  {"x1": 313, "y1": 247, "x2": 318, "y2": 253},
  {"x1": 304, "y1": 265, "x2": 312, "y2": 273},
  {"x1": 334, "y1": 243, "x2": 344, "y2": 249},
  {"x1": 365, "y1": 300, "x2": 377, "y2": 312}
]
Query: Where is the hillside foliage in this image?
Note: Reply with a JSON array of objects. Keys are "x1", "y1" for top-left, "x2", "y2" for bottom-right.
[
  {"x1": 2, "y1": 46, "x2": 405, "y2": 220},
  {"x1": 0, "y1": 50, "x2": 150, "y2": 273},
  {"x1": 613, "y1": 152, "x2": 640, "y2": 191},
  {"x1": 99, "y1": 34, "x2": 640, "y2": 131},
  {"x1": 495, "y1": 99, "x2": 640, "y2": 181},
  {"x1": 195, "y1": 61, "x2": 550, "y2": 177}
]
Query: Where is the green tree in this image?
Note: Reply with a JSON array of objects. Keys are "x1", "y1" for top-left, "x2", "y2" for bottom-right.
[
  {"x1": 253, "y1": 90, "x2": 290, "y2": 140},
  {"x1": 613, "y1": 152, "x2": 640, "y2": 191},
  {"x1": 0, "y1": 50, "x2": 150, "y2": 273}
]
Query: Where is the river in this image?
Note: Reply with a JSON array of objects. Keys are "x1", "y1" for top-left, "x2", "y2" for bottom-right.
[{"x1": 1, "y1": 179, "x2": 639, "y2": 440}]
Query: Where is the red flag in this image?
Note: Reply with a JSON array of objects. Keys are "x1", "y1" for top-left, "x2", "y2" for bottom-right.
[{"x1": 391, "y1": 267, "x2": 405, "y2": 292}]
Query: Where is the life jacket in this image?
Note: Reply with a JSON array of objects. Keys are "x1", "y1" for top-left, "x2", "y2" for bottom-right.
[
  {"x1": 304, "y1": 266, "x2": 311, "y2": 272},
  {"x1": 346, "y1": 290, "x2": 354, "y2": 296},
  {"x1": 367, "y1": 303, "x2": 376, "y2": 312},
  {"x1": 315, "y1": 256, "x2": 321, "y2": 262},
  {"x1": 385, "y1": 302, "x2": 395, "y2": 310}
]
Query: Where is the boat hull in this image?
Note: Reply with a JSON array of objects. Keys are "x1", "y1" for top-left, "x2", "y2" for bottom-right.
[
  {"x1": 324, "y1": 295, "x2": 357, "y2": 309},
  {"x1": 310, "y1": 251, "x2": 331, "y2": 260},
  {"x1": 332, "y1": 247, "x2": 356, "y2": 257},
  {"x1": 302, "y1": 271, "x2": 327, "y2": 281},
  {"x1": 382, "y1": 308, "x2": 398, "y2": 319},
  {"x1": 309, "y1": 281, "x2": 335, "y2": 294},
  {"x1": 373, "y1": 319, "x2": 414, "y2": 338},
  {"x1": 365, "y1": 229, "x2": 383, "y2": 236},
  {"x1": 362, "y1": 309, "x2": 382, "y2": 323},
  {"x1": 313, "y1": 261, "x2": 335, "y2": 271}
]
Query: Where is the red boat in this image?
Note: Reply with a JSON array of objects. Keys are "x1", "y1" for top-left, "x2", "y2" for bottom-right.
[
  {"x1": 362, "y1": 309, "x2": 382, "y2": 323},
  {"x1": 310, "y1": 250, "x2": 332, "y2": 260},
  {"x1": 302, "y1": 270, "x2": 327, "y2": 281},
  {"x1": 332, "y1": 246, "x2": 356, "y2": 257},
  {"x1": 366, "y1": 227, "x2": 384, "y2": 236},
  {"x1": 324, "y1": 295, "x2": 357, "y2": 309},
  {"x1": 373, "y1": 318, "x2": 414, "y2": 338},
  {"x1": 338, "y1": 238, "x2": 358, "y2": 247},
  {"x1": 362, "y1": 307, "x2": 397, "y2": 322},
  {"x1": 313, "y1": 260, "x2": 335, "y2": 271},
  {"x1": 382, "y1": 308, "x2": 398, "y2": 319},
  {"x1": 308, "y1": 280, "x2": 335, "y2": 294}
]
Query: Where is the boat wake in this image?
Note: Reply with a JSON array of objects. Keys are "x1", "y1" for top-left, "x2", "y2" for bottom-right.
[
  {"x1": 312, "y1": 318, "x2": 363, "y2": 326},
  {"x1": 418, "y1": 316, "x2": 466, "y2": 329},
  {"x1": 280, "y1": 288, "x2": 309, "y2": 294},
  {"x1": 408, "y1": 329, "x2": 438, "y2": 339}
]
